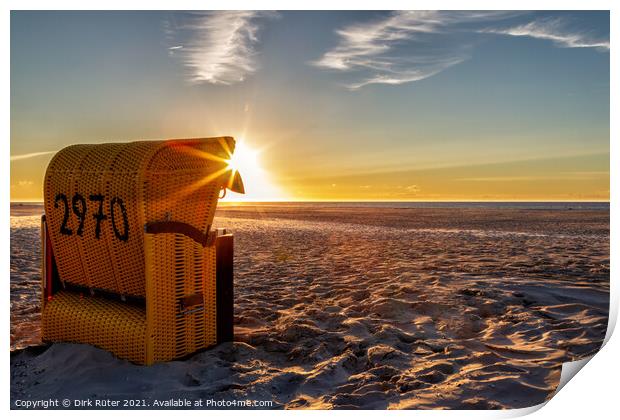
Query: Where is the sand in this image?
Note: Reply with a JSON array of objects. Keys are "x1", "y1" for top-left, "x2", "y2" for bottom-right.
[{"x1": 10, "y1": 203, "x2": 609, "y2": 409}]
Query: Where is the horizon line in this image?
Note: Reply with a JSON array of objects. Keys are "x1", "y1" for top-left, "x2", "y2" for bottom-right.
[{"x1": 10, "y1": 199, "x2": 611, "y2": 204}]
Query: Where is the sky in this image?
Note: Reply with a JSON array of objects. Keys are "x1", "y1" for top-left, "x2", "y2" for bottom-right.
[{"x1": 10, "y1": 10, "x2": 609, "y2": 201}]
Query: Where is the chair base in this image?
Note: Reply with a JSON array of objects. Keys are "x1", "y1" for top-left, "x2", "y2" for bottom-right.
[
  {"x1": 42, "y1": 290, "x2": 148, "y2": 364},
  {"x1": 40, "y1": 216, "x2": 235, "y2": 366}
]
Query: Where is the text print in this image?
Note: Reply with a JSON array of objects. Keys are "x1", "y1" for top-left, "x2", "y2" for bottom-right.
[{"x1": 54, "y1": 193, "x2": 129, "y2": 242}]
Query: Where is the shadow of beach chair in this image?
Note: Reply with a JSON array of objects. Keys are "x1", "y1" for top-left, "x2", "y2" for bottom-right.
[{"x1": 40, "y1": 137, "x2": 243, "y2": 365}]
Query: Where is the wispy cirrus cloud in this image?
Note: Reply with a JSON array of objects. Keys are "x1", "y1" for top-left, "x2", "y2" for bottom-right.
[
  {"x1": 480, "y1": 18, "x2": 610, "y2": 51},
  {"x1": 166, "y1": 11, "x2": 276, "y2": 85},
  {"x1": 313, "y1": 11, "x2": 518, "y2": 89},
  {"x1": 344, "y1": 56, "x2": 466, "y2": 90},
  {"x1": 11, "y1": 151, "x2": 56, "y2": 161},
  {"x1": 314, "y1": 11, "x2": 608, "y2": 89}
]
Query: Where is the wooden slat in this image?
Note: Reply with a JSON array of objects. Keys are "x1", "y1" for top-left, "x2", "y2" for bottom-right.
[{"x1": 216, "y1": 234, "x2": 234, "y2": 343}]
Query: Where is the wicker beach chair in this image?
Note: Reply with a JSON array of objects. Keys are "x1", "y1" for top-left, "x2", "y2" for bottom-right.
[{"x1": 40, "y1": 137, "x2": 243, "y2": 365}]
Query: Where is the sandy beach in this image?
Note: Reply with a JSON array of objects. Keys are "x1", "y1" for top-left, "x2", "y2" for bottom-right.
[{"x1": 10, "y1": 203, "x2": 609, "y2": 409}]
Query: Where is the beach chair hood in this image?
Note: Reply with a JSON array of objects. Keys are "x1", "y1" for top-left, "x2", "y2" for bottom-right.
[{"x1": 43, "y1": 136, "x2": 242, "y2": 297}]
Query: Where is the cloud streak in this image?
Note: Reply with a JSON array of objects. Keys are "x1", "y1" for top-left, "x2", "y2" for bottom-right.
[
  {"x1": 314, "y1": 12, "x2": 608, "y2": 89},
  {"x1": 480, "y1": 18, "x2": 610, "y2": 51},
  {"x1": 344, "y1": 56, "x2": 467, "y2": 90},
  {"x1": 167, "y1": 11, "x2": 276, "y2": 85},
  {"x1": 457, "y1": 173, "x2": 609, "y2": 182},
  {"x1": 11, "y1": 151, "x2": 56, "y2": 161},
  {"x1": 313, "y1": 11, "x2": 518, "y2": 89},
  {"x1": 312, "y1": 11, "x2": 514, "y2": 90}
]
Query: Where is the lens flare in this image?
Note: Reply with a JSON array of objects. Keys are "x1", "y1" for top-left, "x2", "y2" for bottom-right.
[
  {"x1": 224, "y1": 140, "x2": 283, "y2": 201},
  {"x1": 226, "y1": 141, "x2": 258, "y2": 174}
]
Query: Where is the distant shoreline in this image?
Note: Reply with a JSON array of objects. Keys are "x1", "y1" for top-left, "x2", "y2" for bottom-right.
[{"x1": 11, "y1": 200, "x2": 610, "y2": 212}]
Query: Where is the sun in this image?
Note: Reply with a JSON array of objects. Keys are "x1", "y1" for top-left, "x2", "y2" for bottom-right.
[
  {"x1": 226, "y1": 141, "x2": 259, "y2": 175},
  {"x1": 224, "y1": 140, "x2": 284, "y2": 201}
]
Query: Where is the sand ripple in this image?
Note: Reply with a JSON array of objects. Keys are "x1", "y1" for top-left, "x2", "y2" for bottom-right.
[{"x1": 11, "y1": 206, "x2": 609, "y2": 409}]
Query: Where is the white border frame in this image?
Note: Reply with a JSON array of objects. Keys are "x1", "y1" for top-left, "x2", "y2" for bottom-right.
[{"x1": 2, "y1": 2, "x2": 616, "y2": 419}]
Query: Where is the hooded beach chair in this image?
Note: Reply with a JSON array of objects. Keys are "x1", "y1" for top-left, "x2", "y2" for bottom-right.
[{"x1": 40, "y1": 137, "x2": 244, "y2": 365}]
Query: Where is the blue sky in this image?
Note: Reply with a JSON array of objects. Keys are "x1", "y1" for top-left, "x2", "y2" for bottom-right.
[{"x1": 10, "y1": 11, "x2": 609, "y2": 201}]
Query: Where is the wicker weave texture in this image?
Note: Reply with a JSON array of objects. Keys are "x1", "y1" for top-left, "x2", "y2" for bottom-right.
[
  {"x1": 42, "y1": 291, "x2": 148, "y2": 363},
  {"x1": 41, "y1": 231, "x2": 219, "y2": 365},
  {"x1": 43, "y1": 137, "x2": 235, "y2": 297},
  {"x1": 145, "y1": 232, "x2": 217, "y2": 363}
]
